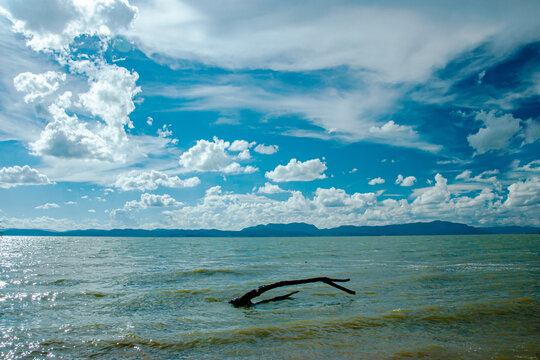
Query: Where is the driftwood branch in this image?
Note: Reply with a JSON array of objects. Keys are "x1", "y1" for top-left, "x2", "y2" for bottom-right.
[{"x1": 229, "y1": 277, "x2": 355, "y2": 307}]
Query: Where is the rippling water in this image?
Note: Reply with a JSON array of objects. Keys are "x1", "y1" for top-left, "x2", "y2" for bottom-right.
[{"x1": 0, "y1": 235, "x2": 538, "y2": 359}]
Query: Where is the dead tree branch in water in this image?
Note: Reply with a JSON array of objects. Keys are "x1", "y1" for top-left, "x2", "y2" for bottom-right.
[{"x1": 229, "y1": 277, "x2": 355, "y2": 307}]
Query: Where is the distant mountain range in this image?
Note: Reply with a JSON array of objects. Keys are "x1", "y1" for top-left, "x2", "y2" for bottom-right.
[{"x1": 2, "y1": 220, "x2": 539, "y2": 237}]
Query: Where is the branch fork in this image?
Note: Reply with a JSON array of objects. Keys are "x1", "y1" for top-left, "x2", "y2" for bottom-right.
[{"x1": 229, "y1": 277, "x2": 355, "y2": 307}]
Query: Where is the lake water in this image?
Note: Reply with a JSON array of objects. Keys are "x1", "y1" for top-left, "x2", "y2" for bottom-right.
[{"x1": 0, "y1": 235, "x2": 538, "y2": 359}]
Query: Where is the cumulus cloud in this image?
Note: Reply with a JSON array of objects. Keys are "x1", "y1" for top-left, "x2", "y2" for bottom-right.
[
  {"x1": 265, "y1": 158, "x2": 327, "y2": 182},
  {"x1": 179, "y1": 137, "x2": 258, "y2": 174},
  {"x1": 161, "y1": 177, "x2": 537, "y2": 230},
  {"x1": 3, "y1": 0, "x2": 138, "y2": 52},
  {"x1": 222, "y1": 162, "x2": 257, "y2": 174},
  {"x1": 114, "y1": 170, "x2": 200, "y2": 191},
  {"x1": 125, "y1": 193, "x2": 183, "y2": 209},
  {"x1": 13, "y1": 71, "x2": 65, "y2": 102},
  {"x1": 162, "y1": 185, "x2": 380, "y2": 230},
  {"x1": 313, "y1": 187, "x2": 379, "y2": 208},
  {"x1": 467, "y1": 110, "x2": 521, "y2": 154},
  {"x1": 395, "y1": 174, "x2": 417, "y2": 187},
  {"x1": 229, "y1": 140, "x2": 255, "y2": 152},
  {"x1": 77, "y1": 62, "x2": 140, "y2": 130},
  {"x1": 412, "y1": 174, "x2": 449, "y2": 206},
  {"x1": 0, "y1": 165, "x2": 52, "y2": 188},
  {"x1": 35, "y1": 202, "x2": 60, "y2": 210},
  {"x1": 257, "y1": 182, "x2": 286, "y2": 194},
  {"x1": 368, "y1": 177, "x2": 385, "y2": 185},
  {"x1": 110, "y1": 192, "x2": 183, "y2": 222},
  {"x1": 30, "y1": 62, "x2": 142, "y2": 162},
  {"x1": 30, "y1": 103, "x2": 122, "y2": 161},
  {"x1": 505, "y1": 177, "x2": 540, "y2": 208},
  {"x1": 369, "y1": 120, "x2": 414, "y2": 137},
  {"x1": 254, "y1": 144, "x2": 278, "y2": 155}
]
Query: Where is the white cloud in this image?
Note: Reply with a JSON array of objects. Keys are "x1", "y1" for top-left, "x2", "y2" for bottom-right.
[
  {"x1": 77, "y1": 61, "x2": 140, "y2": 130},
  {"x1": 369, "y1": 121, "x2": 441, "y2": 152},
  {"x1": 126, "y1": 2, "x2": 504, "y2": 82},
  {"x1": 146, "y1": 116, "x2": 153, "y2": 126},
  {"x1": 512, "y1": 160, "x2": 540, "y2": 173},
  {"x1": 179, "y1": 137, "x2": 230, "y2": 171},
  {"x1": 504, "y1": 177, "x2": 540, "y2": 208},
  {"x1": 265, "y1": 158, "x2": 327, "y2": 182},
  {"x1": 162, "y1": 185, "x2": 381, "y2": 230},
  {"x1": 0, "y1": 165, "x2": 52, "y2": 188},
  {"x1": 455, "y1": 169, "x2": 499, "y2": 184},
  {"x1": 455, "y1": 170, "x2": 472, "y2": 180},
  {"x1": 126, "y1": 1, "x2": 540, "y2": 153},
  {"x1": 126, "y1": 193, "x2": 183, "y2": 209},
  {"x1": 313, "y1": 187, "x2": 379, "y2": 208},
  {"x1": 368, "y1": 177, "x2": 385, "y2": 185},
  {"x1": 156, "y1": 124, "x2": 178, "y2": 144},
  {"x1": 29, "y1": 62, "x2": 145, "y2": 162},
  {"x1": 0, "y1": 214, "x2": 108, "y2": 231},
  {"x1": 401, "y1": 176, "x2": 417, "y2": 187},
  {"x1": 369, "y1": 120, "x2": 414, "y2": 137},
  {"x1": 467, "y1": 110, "x2": 521, "y2": 154},
  {"x1": 257, "y1": 182, "x2": 286, "y2": 194},
  {"x1": 35, "y1": 202, "x2": 60, "y2": 210},
  {"x1": 30, "y1": 103, "x2": 122, "y2": 161},
  {"x1": 110, "y1": 192, "x2": 183, "y2": 222},
  {"x1": 179, "y1": 137, "x2": 258, "y2": 174},
  {"x1": 523, "y1": 118, "x2": 540, "y2": 145},
  {"x1": 395, "y1": 174, "x2": 417, "y2": 187},
  {"x1": 157, "y1": 124, "x2": 172, "y2": 138},
  {"x1": 65, "y1": 201, "x2": 77, "y2": 205},
  {"x1": 88, "y1": 209, "x2": 96, "y2": 213},
  {"x1": 229, "y1": 140, "x2": 255, "y2": 152},
  {"x1": 161, "y1": 178, "x2": 536, "y2": 230},
  {"x1": 163, "y1": 83, "x2": 441, "y2": 152},
  {"x1": 222, "y1": 162, "x2": 257, "y2": 174},
  {"x1": 412, "y1": 174, "x2": 449, "y2": 206},
  {"x1": 114, "y1": 170, "x2": 200, "y2": 191},
  {"x1": 228, "y1": 140, "x2": 255, "y2": 160},
  {"x1": 3, "y1": 0, "x2": 138, "y2": 52},
  {"x1": 254, "y1": 144, "x2": 278, "y2": 155},
  {"x1": 13, "y1": 71, "x2": 65, "y2": 102}
]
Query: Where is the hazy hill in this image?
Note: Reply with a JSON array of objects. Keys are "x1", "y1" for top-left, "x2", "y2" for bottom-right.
[{"x1": 2, "y1": 220, "x2": 539, "y2": 237}]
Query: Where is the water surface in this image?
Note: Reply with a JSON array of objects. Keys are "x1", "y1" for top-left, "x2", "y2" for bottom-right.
[{"x1": 1, "y1": 235, "x2": 538, "y2": 359}]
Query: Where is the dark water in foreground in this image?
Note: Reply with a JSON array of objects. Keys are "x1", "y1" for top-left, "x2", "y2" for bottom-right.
[{"x1": 0, "y1": 235, "x2": 538, "y2": 359}]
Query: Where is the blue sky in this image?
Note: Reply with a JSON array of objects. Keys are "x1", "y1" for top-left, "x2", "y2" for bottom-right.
[{"x1": 0, "y1": 0, "x2": 539, "y2": 230}]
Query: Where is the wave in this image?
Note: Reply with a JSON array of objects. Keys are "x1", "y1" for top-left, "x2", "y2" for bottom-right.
[
  {"x1": 134, "y1": 268, "x2": 241, "y2": 284},
  {"x1": 75, "y1": 291, "x2": 121, "y2": 298},
  {"x1": 56, "y1": 297, "x2": 540, "y2": 346},
  {"x1": 159, "y1": 288, "x2": 212, "y2": 295}
]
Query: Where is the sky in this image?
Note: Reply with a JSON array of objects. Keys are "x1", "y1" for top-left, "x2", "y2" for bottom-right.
[{"x1": 0, "y1": 0, "x2": 539, "y2": 231}]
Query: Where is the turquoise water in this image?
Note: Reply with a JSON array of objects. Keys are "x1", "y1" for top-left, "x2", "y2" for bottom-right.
[{"x1": 0, "y1": 235, "x2": 538, "y2": 359}]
